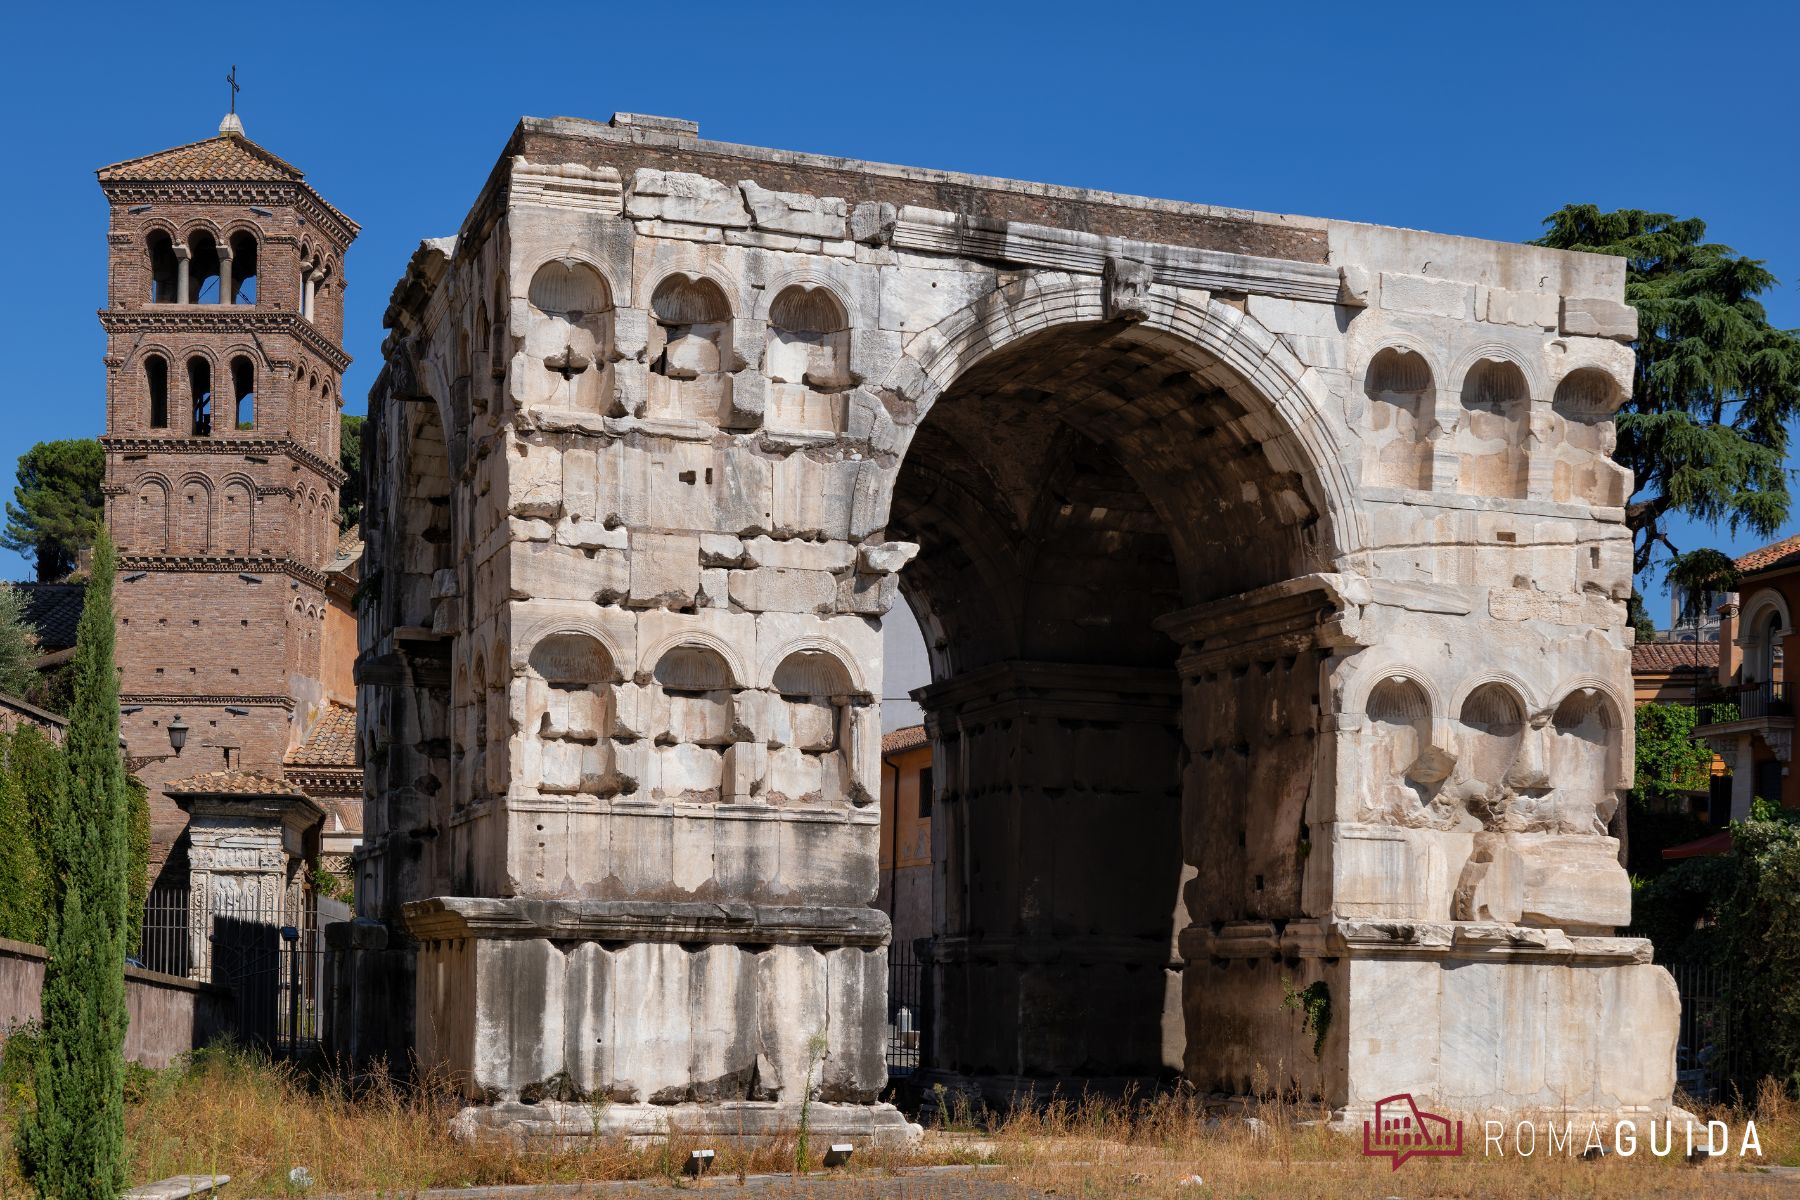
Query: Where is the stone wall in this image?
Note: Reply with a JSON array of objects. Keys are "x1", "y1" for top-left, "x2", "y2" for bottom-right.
[
  {"x1": 0, "y1": 937, "x2": 231, "y2": 1070},
  {"x1": 350, "y1": 112, "x2": 1675, "y2": 1133}
]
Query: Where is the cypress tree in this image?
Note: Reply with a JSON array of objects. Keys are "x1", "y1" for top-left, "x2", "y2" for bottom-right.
[{"x1": 21, "y1": 531, "x2": 127, "y2": 1198}]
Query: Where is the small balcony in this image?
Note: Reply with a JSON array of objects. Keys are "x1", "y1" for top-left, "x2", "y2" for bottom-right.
[{"x1": 1693, "y1": 679, "x2": 1792, "y2": 739}]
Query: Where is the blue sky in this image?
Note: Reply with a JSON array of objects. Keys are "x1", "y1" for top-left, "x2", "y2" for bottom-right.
[{"x1": 1, "y1": 0, "x2": 1794, "y2": 621}]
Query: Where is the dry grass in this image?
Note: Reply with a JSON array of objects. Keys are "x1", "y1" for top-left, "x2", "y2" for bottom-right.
[{"x1": 0, "y1": 1047, "x2": 1795, "y2": 1198}]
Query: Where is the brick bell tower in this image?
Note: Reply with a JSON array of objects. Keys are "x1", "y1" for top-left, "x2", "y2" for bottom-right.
[{"x1": 97, "y1": 110, "x2": 359, "y2": 884}]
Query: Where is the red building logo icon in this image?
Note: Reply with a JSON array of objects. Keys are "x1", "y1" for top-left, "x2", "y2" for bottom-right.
[{"x1": 1362, "y1": 1093, "x2": 1464, "y2": 1168}]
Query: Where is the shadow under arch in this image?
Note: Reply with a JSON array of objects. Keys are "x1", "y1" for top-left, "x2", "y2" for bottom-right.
[{"x1": 878, "y1": 275, "x2": 1359, "y2": 1100}]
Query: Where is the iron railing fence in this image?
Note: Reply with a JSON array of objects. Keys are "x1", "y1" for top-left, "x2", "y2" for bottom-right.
[
  {"x1": 136, "y1": 884, "x2": 345, "y2": 1057},
  {"x1": 887, "y1": 941, "x2": 926, "y2": 1077},
  {"x1": 1669, "y1": 959, "x2": 1751, "y2": 1103}
]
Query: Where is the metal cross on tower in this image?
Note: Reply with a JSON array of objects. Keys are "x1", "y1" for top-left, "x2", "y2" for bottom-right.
[{"x1": 226, "y1": 65, "x2": 240, "y2": 115}]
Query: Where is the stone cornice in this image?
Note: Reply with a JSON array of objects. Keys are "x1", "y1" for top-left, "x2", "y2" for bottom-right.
[
  {"x1": 1158, "y1": 572, "x2": 1365, "y2": 676},
  {"x1": 915, "y1": 660, "x2": 1179, "y2": 727},
  {"x1": 99, "y1": 308, "x2": 352, "y2": 373},
  {"x1": 1182, "y1": 918, "x2": 1656, "y2": 966},
  {"x1": 117, "y1": 554, "x2": 330, "y2": 590},
  {"x1": 403, "y1": 896, "x2": 890, "y2": 947},
  {"x1": 103, "y1": 433, "x2": 346, "y2": 486}
]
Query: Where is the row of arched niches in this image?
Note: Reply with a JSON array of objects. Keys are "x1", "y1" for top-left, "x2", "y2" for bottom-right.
[
  {"x1": 463, "y1": 257, "x2": 1632, "y2": 507},
  {"x1": 453, "y1": 260, "x2": 856, "y2": 436},
  {"x1": 1354, "y1": 673, "x2": 1625, "y2": 837},
  {"x1": 1361, "y1": 347, "x2": 1629, "y2": 506},
  {"x1": 451, "y1": 632, "x2": 872, "y2": 808}
]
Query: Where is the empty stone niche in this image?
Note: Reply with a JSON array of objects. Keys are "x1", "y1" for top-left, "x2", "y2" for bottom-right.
[
  {"x1": 1550, "y1": 368, "x2": 1630, "y2": 506},
  {"x1": 1456, "y1": 359, "x2": 1529, "y2": 499},
  {"x1": 527, "y1": 633, "x2": 617, "y2": 796},
  {"x1": 1547, "y1": 686, "x2": 1623, "y2": 836},
  {"x1": 523, "y1": 261, "x2": 614, "y2": 414},
  {"x1": 1450, "y1": 682, "x2": 1530, "y2": 827},
  {"x1": 1363, "y1": 348, "x2": 1433, "y2": 490},
  {"x1": 647, "y1": 274, "x2": 733, "y2": 424},
  {"x1": 764, "y1": 649, "x2": 857, "y2": 806},
  {"x1": 766, "y1": 286, "x2": 851, "y2": 434},
  {"x1": 1359, "y1": 675, "x2": 1454, "y2": 828},
  {"x1": 650, "y1": 644, "x2": 736, "y2": 802}
]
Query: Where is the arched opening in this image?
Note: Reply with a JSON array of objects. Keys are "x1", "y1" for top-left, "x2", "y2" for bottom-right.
[
  {"x1": 147, "y1": 232, "x2": 178, "y2": 303},
  {"x1": 647, "y1": 274, "x2": 731, "y2": 423},
  {"x1": 230, "y1": 356, "x2": 255, "y2": 429},
  {"x1": 228, "y1": 231, "x2": 259, "y2": 304},
  {"x1": 145, "y1": 355, "x2": 169, "y2": 428},
  {"x1": 1361, "y1": 676, "x2": 1451, "y2": 826},
  {"x1": 767, "y1": 285, "x2": 850, "y2": 433},
  {"x1": 187, "y1": 357, "x2": 213, "y2": 436},
  {"x1": 890, "y1": 311, "x2": 1336, "y2": 1094},
  {"x1": 187, "y1": 231, "x2": 221, "y2": 304}
]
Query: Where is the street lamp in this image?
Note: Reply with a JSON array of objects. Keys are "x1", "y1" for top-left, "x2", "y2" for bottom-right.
[{"x1": 166, "y1": 715, "x2": 189, "y2": 755}]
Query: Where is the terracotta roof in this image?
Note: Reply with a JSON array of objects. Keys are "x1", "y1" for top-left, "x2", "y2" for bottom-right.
[
  {"x1": 335, "y1": 524, "x2": 364, "y2": 561},
  {"x1": 881, "y1": 724, "x2": 929, "y2": 756},
  {"x1": 287, "y1": 703, "x2": 358, "y2": 769},
  {"x1": 1631, "y1": 642, "x2": 1720, "y2": 673},
  {"x1": 13, "y1": 582, "x2": 85, "y2": 652},
  {"x1": 97, "y1": 134, "x2": 305, "y2": 183},
  {"x1": 163, "y1": 770, "x2": 302, "y2": 797},
  {"x1": 1736, "y1": 533, "x2": 1800, "y2": 575}
]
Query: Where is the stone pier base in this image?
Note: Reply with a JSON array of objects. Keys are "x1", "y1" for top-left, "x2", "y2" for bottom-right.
[
  {"x1": 449, "y1": 1099, "x2": 919, "y2": 1148},
  {"x1": 1183, "y1": 920, "x2": 1681, "y2": 1118}
]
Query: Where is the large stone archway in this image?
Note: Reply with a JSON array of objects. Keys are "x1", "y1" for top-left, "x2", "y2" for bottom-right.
[{"x1": 349, "y1": 113, "x2": 1677, "y2": 1140}]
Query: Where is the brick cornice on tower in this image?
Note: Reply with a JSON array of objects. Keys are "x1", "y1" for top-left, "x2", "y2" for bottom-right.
[
  {"x1": 100, "y1": 309, "x2": 354, "y2": 373},
  {"x1": 101, "y1": 434, "x2": 347, "y2": 487}
]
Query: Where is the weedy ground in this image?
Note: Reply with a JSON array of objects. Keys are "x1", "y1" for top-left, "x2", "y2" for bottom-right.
[{"x1": 0, "y1": 1045, "x2": 1793, "y2": 1198}]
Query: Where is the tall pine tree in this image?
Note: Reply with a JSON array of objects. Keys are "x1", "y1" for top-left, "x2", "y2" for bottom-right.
[{"x1": 21, "y1": 531, "x2": 127, "y2": 1198}]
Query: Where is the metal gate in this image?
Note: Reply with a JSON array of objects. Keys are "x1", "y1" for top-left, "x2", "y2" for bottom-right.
[
  {"x1": 1670, "y1": 960, "x2": 1748, "y2": 1102},
  {"x1": 138, "y1": 886, "x2": 346, "y2": 1056},
  {"x1": 886, "y1": 942, "x2": 927, "y2": 1077}
]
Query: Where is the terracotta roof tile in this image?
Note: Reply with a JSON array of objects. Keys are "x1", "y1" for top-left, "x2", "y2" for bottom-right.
[
  {"x1": 334, "y1": 524, "x2": 364, "y2": 562},
  {"x1": 287, "y1": 703, "x2": 358, "y2": 769},
  {"x1": 163, "y1": 770, "x2": 302, "y2": 797},
  {"x1": 97, "y1": 134, "x2": 305, "y2": 183},
  {"x1": 881, "y1": 724, "x2": 929, "y2": 756},
  {"x1": 1737, "y1": 533, "x2": 1800, "y2": 575},
  {"x1": 1631, "y1": 642, "x2": 1719, "y2": 672}
]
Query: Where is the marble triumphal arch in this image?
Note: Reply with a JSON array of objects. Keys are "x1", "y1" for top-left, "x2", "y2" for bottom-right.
[{"x1": 342, "y1": 112, "x2": 1677, "y2": 1142}]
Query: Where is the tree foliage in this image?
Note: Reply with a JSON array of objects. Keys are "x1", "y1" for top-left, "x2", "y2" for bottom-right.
[
  {"x1": 339, "y1": 414, "x2": 364, "y2": 533},
  {"x1": 0, "y1": 730, "x2": 45, "y2": 944},
  {"x1": 20, "y1": 532, "x2": 128, "y2": 1198},
  {"x1": 1635, "y1": 805, "x2": 1800, "y2": 1093},
  {"x1": 1532, "y1": 207, "x2": 1800, "y2": 581},
  {"x1": 0, "y1": 583, "x2": 41, "y2": 698},
  {"x1": 1, "y1": 440, "x2": 104, "y2": 583}
]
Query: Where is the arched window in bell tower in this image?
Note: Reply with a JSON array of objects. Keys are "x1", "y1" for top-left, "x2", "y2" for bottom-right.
[
  {"x1": 188, "y1": 232, "x2": 221, "y2": 305},
  {"x1": 145, "y1": 355, "x2": 169, "y2": 429},
  {"x1": 231, "y1": 357, "x2": 255, "y2": 430},
  {"x1": 187, "y1": 357, "x2": 213, "y2": 437},
  {"x1": 147, "y1": 232, "x2": 178, "y2": 304},
  {"x1": 228, "y1": 231, "x2": 258, "y2": 305}
]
